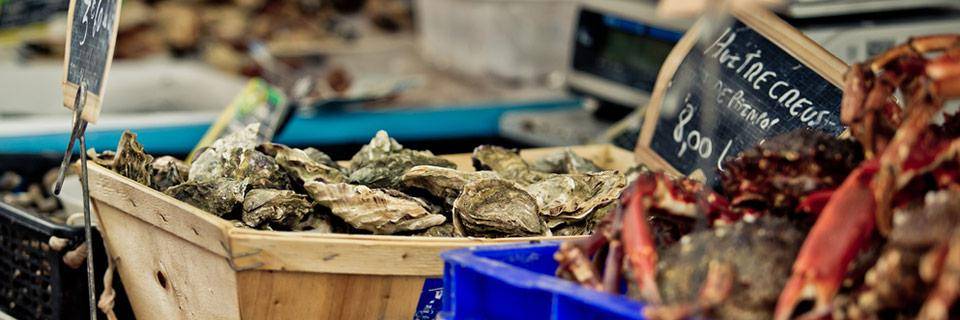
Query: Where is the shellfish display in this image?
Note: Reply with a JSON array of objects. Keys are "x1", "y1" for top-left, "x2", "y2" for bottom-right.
[
  {"x1": 104, "y1": 126, "x2": 628, "y2": 237},
  {"x1": 556, "y1": 35, "x2": 960, "y2": 319}
]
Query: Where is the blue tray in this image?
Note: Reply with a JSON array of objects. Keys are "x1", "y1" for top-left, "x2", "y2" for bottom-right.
[{"x1": 439, "y1": 242, "x2": 645, "y2": 320}]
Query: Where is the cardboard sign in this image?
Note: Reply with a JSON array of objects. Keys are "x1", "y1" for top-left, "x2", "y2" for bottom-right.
[
  {"x1": 61, "y1": 0, "x2": 122, "y2": 123},
  {"x1": 636, "y1": 4, "x2": 847, "y2": 183}
]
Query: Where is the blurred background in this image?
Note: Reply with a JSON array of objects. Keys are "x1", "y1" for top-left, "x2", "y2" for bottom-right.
[
  {"x1": 1, "y1": 1, "x2": 960, "y2": 319},
  {"x1": 0, "y1": 0, "x2": 958, "y2": 158}
]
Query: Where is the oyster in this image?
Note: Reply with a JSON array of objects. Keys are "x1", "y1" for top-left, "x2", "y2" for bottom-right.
[
  {"x1": 236, "y1": 149, "x2": 290, "y2": 189},
  {"x1": 416, "y1": 223, "x2": 456, "y2": 237},
  {"x1": 349, "y1": 130, "x2": 404, "y2": 166},
  {"x1": 550, "y1": 202, "x2": 614, "y2": 236},
  {"x1": 164, "y1": 179, "x2": 248, "y2": 216},
  {"x1": 150, "y1": 156, "x2": 189, "y2": 191},
  {"x1": 261, "y1": 143, "x2": 347, "y2": 184},
  {"x1": 401, "y1": 165, "x2": 499, "y2": 205},
  {"x1": 0, "y1": 171, "x2": 21, "y2": 191},
  {"x1": 531, "y1": 149, "x2": 602, "y2": 174},
  {"x1": 452, "y1": 178, "x2": 545, "y2": 237},
  {"x1": 293, "y1": 213, "x2": 335, "y2": 233},
  {"x1": 303, "y1": 181, "x2": 446, "y2": 234},
  {"x1": 242, "y1": 189, "x2": 313, "y2": 229},
  {"x1": 86, "y1": 149, "x2": 117, "y2": 168},
  {"x1": 190, "y1": 126, "x2": 289, "y2": 190},
  {"x1": 525, "y1": 171, "x2": 625, "y2": 223},
  {"x1": 472, "y1": 145, "x2": 550, "y2": 185},
  {"x1": 303, "y1": 147, "x2": 343, "y2": 171},
  {"x1": 113, "y1": 131, "x2": 154, "y2": 186},
  {"x1": 348, "y1": 131, "x2": 456, "y2": 189}
]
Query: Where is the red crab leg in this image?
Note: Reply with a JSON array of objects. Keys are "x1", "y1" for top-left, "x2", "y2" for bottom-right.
[
  {"x1": 928, "y1": 50, "x2": 960, "y2": 99},
  {"x1": 621, "y1": 174, "x2": 663, "y2": 304},
  {"x1": 602, "y1": 200, "x2": 627, "y2": 294},
  {"x1": 556, "y1": 227, "x2": 609, "y2": 290},
  {"x1": 775, "y1": 161, "x2": 880, "y2": 320}
]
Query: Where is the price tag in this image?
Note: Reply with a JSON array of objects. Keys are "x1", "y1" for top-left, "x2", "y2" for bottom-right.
[
  {"x1": 635, "y1": 4, "x2": 847, "y2": 184},
  {"x1": 61, "y1": 0, "x2": 122, "y2": 123}
]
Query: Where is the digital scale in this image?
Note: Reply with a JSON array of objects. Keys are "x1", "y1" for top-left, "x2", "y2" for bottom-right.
[{"x1": 501, "y1": 0, "x2": 960, "y2": 150}]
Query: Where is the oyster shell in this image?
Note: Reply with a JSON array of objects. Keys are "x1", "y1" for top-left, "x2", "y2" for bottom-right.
[
  {"x1": 531, "y1": 149, "x2": 602, "y2": 174},
  {"x1": 293, "y1": 213, "x2": 335, "y2": 233},
  {"x1": 164, "y1": 179, "x2": 248, "y2": 216},
  {"x1": 551, "y1": 202, "x2": 613, "y2": 236},
  {"x1": 525, "y1": 171, "x2": 625, "y2": 223},
  {"x1": 303, "y1": 181, "x2": 446, "y2": 234},
  {"x1": 416, "y1": 223, "x2": 456, "y2": 237},
  {"x1": 472, "y1": 145, "x2": 550, "y2": 185},
  {"x1": 242, "y1": 189, "x2": 313, "y2": 229},
  {"x1": 235, "y1": 149, "x2": 290, "y2": 189},
  {"x1": 452, "y1": 178, "x2": 545, "y2": 237},
  {"x1": 303, "y1": 147, "x2": 343, "y2": 171},
  {"x1": 349, "y1": 131, "x2": 456, "y2": 189},
  {"x1": 0, "y1": 171, "x2": 21, "y2": 191},
  {"x1": 190, "y1": 125, "x2": 289, "y2": 190},
  {"x1": 261, "y1": 143, "x2": 347, "y2": 184},
  {"x1": 401, "y1": 165, "x2": 499, "y2": 205},
  {"x1": 150, "y1": 156, "x2": 189, "y2": 191},
  {"x1": 87, "y1": 149, "x2": 117, "y2": 168},
  {"x1": 349, "y1": 130, "x2": 404, "y2": 167},
  {"x1": 113, "y1": 131, "x2": 154, "y2": 186}
]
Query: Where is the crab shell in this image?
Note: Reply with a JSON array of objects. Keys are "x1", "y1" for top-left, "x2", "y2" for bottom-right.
[{"x1": 720, "y1": 129, "x2": 863, "y2": 218}]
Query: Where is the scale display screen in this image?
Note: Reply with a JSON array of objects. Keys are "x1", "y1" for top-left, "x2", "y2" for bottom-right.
[{"x1": 572, "y1": 11, "x2": 682, "y2": 93}]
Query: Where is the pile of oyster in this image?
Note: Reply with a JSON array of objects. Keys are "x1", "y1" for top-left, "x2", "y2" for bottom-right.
[{"x1": 100, "y1": 125, "x2": 627, "y2": 237}]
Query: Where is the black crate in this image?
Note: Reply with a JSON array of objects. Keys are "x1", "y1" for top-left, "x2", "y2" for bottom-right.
[{"x1": 0, "y1": 154, "x2": 133, "y2": 319}]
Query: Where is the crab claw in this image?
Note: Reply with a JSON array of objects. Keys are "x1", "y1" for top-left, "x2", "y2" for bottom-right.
[
  {"x1": 621, "y1": 174, "x2": 663, "y2": 304},
  {"x1": 775, "y1": 161, "x2": 879, "y2": 320}
]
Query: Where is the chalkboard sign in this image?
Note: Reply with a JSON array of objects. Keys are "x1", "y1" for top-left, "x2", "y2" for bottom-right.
[
  {"x1": 636, "y1": 5, "x2": 847, "y2": 184},
  {"x1": 61, "y1": 0, "x2": 121, "y2": 123}
]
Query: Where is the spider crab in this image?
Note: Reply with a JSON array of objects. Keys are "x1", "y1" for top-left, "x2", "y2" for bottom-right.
[
  {"x1": 555, "y1": 129, "x2": 860, "y2": 318},
  {"x1": 775, "y1": 34, "x2": 960, "y2": 319},
  {"x1": 556, "y1": 34, "x2": 960, "y2": 319}
]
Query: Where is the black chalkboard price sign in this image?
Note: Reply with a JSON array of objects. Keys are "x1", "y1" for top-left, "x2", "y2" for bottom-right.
[
  {"x1": 61, "y1": 0, "x2": 122, "y2": 123},
  {"x1": 635, "y1": 4, "x2": 847, "y2": 184}
]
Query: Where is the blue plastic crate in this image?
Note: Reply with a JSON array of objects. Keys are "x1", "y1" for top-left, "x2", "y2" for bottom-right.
[{"x1": 439, "y1": 242, "x2": 645, "y2": 320}]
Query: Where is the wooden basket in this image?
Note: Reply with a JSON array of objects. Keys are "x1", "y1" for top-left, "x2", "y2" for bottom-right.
[{"x1": 88, "y1": 144, "x2": 634, "y2": 320}]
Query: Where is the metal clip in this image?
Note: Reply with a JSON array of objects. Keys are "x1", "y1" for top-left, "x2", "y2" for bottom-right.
[
  {"x1": 53, "y1": 84, "x2": 97, "y2": 319},
  {"x1": 53, "y1": 84, "x2": 89, "y2": 195}
]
